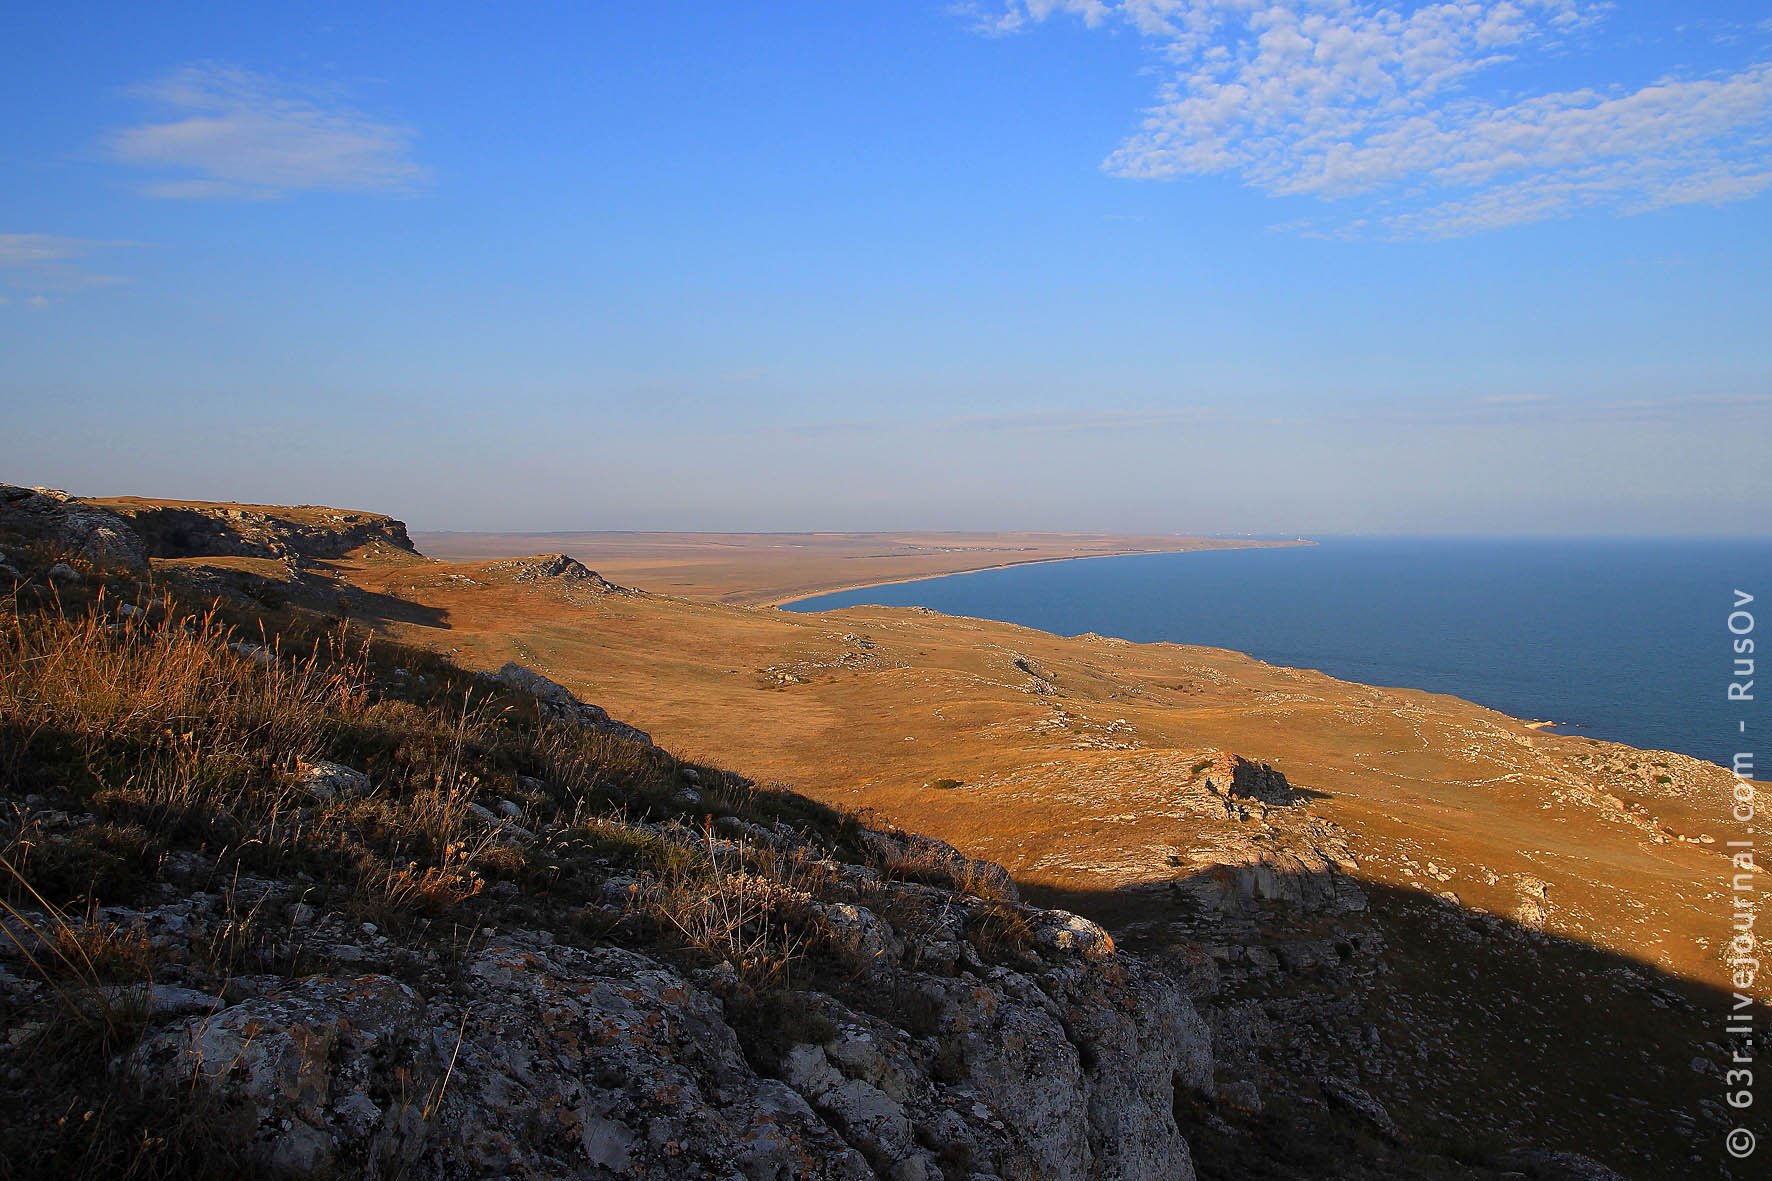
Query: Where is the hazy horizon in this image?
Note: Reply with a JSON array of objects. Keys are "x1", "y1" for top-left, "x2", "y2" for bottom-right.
[{"x1": 5, "y1": 3, "x2": 1771, "y2": 536}]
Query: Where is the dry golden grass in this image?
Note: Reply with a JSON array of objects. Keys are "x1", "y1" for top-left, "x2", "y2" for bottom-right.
[
  {"x1": 14, "y1": 596, "x2": 348, "y2": 720},
  {"x1": 645, "y1": 830, "x2": 811, "y2": 987},
  {"x1": 0, "y1": 580, "x2": 930, "y2": 1179},
  {"x1": 877, "y1": 839, "x2": 1013, "y2": 903},
  {"x1": 338, "y1": 540, "x2": 1758, "y2": 998},
  {"x1": 0, "y1": 595, "x2": 361, "y2": 819}
]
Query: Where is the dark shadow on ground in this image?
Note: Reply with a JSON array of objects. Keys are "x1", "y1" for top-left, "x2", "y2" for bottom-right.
[
  {"x1": 335, "y1": 581, "x2": 450, "y2": 629},
  {"x1": 1023, "y1": 872, "x2": 1770, "y2": 1181}
]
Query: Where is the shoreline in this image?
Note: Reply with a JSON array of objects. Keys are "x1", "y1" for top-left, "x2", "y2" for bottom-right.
[
  {"x1": 762, "y1": 538, "x2": 1313, "y2": 609},
  {"x1": 772, "y1": 548, "x2": 1740, "y2": 771}
]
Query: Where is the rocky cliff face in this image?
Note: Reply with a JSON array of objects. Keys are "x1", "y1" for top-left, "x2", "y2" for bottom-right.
[
  {"x1": 106, "y1": 835, "x2": 1210, "y2": 1180},
  {"x1": 0, "y1": 484, "x2": 417, "y2": 566},
  {"x1": 95, "y1": 499, "x2": 417, "y2": 562},
  {"x1": 2, "y1": 489, "x2": 1722, "y2": 1180},
  {"x1": 0, "y1": 505, "x2": 1216, "y2": 1181},
  {"x1": 0, "y1": 484, "x2": 149, "y2": 571}
]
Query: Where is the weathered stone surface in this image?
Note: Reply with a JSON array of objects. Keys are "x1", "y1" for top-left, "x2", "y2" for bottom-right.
[
  {"x1": 1496, "y1": 1148, "x2": 1629, "y2": 1180},
  {"x1": 1031, "y1": 909, "x2": 1116, "y2": 960},
  {"x1": 293, "y1": 759, "x2": 373, "y2": 801},
  {"x1": 489, "y1": 662, "x2": 653, "y2": 745},
  {"x1": 106, "y1": 876, "x2": 1209, "y2": 1180},
  {"x1": 0, "y1": 484, "x2": 148, "y2": 571},
  {"x1": 1321, "y1": 1077, "x2": 1399, "y2": 1142},
  {"x1": 1514, "y1": 875, "x2": 1552, "y2": 929},
  {"x1": 488, "y1": 553, "x2": 628, "y2": 593},
  {"x1": 129, "y1": 934, "x2": 1040, "y2": 1179},
  {"x1": 773, "y1": 952, "x2": 1204, "y2": 1181},
  {"x1": 133, "y1": 973, "x2": 429, "y2": 1176},
  {"x1": 859, "y1": 829, "x2": 1020, "y2": 905},
  {"x1": 103, "y1": 501, "x2": 416, "y2": 562}
]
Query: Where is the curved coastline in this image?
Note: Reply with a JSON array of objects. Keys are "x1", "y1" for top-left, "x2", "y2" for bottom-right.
[
  {"x1": 763, "y1": 537, "x2": 1314, "y2": 609},
  {"x1": 797, "y1": 589, "x2": 1568, "y2": 744},
  {"x1": 773, "y1": 537, "x2": 1748, "y2": 769}
]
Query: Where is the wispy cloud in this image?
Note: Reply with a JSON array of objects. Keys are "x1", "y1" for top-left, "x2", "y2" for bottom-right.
[
  {"x1": 1323, "y1": 392, "x2": 1772, "y2": 427},
  {"x1": 974, "y1": 2, "x2": 1772, "y2": 235},
  {"x1": 108, "y1": 64, "x2": 425, "y2": 199},
  {"x1": 774, "y1": 405, "x2": 1232, "y2": 438},
  {"x1": 938, "y1": 406, "x2": 1229, "y2": 432},
  {"x1": 0, "y1": 233, "x2": 132, "y2": 301},
  {"x1": 776, "y1": 392, "x2": 1772, "y2": 437}
]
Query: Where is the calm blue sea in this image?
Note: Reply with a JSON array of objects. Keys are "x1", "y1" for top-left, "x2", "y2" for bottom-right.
[{"x1": 784, "y1": 539, "x2": 1772, "y2": 768}]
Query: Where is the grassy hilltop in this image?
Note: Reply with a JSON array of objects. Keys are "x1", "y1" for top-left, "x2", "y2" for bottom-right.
[{"x1": 0, "y1": 484, "x2": 1763, "y2": 1180}]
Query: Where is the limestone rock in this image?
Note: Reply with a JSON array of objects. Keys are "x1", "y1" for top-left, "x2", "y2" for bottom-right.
[
  {"x1": 0, "y1": 484, "x2": 149, "y2": 571},
  {"x1": 489, "y1": 553, "x2": 628, "y2": 593},
  {"x1": 1321, "y1": 1077, "x2": 1399, "y2": 1142},
  {"x1": 102, "y1": 500, "x2": 416, "y2": 562},
  {"x1": 132, "y1": 973, "x2": 428, "y2": 1177},
  {"x1": 489, "y1": 662, "x2": 653, "y2": 745},
  {"x1": 293, "y1": 759, "x2": 373, "y2": 802},
  {"x1": 1031, "y1": 909, "x2": 1116, "y2": 960},
  {"x1": 111, "y1": 898, "x2": 1210, "y2": 1180}
]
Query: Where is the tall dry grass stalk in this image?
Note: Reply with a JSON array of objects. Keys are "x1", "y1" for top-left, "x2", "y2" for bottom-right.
[
  {"x1": 0, "y1": 595, "x2": 368, "y2": 819},
  {"x1": 1, "y1": 596, "x2": 364, "y2": 759},
  {"x1": 646, "y1": 823, "x2": 816, "y2": 986},
  {"x1": 0, "y1": 853, "x2": 153, "y2": 1045}
]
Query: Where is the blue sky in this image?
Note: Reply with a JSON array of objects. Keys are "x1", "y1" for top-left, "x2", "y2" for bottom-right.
[{"x1": 3, "y1": 1, "x2": 1770, "y2": 534}]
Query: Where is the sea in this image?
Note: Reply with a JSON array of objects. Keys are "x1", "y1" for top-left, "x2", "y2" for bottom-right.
[{"x1": 783, "y1": 538, "x2": 1772, "y2": 770}]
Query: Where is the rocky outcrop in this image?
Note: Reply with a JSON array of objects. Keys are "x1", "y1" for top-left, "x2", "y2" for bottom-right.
[
  {"x1": 778, "y1": 959, "x2": 1206, "y2": 1180},
  {"x1": 0, "y1": 484, "x2": 148, "y2": 571},
  {"x1": 97, "y1": 500, "x2": 416, "y2": 562},
  {"x1": 489, "y1": 553, "x2": 628, "y2": 593},
  {"x1": 115, "y1": 912, "x2": 1211, "y2": 1181},
  {"x1": 0, "y1": 485, "x2": 417, "y2": 570},
  {"x1": 487, "y1": 662, "x2": 653, "y2": 744},
  {"x1": 130, "y1": 937, "x2": 872, "y2": 1180},
  {"x1": 0, "y1": 803, "x2": 1214, "y2": 1181},
  {"x1": 1216, "y1": 755, "x2": 1299, "y2": 806}
]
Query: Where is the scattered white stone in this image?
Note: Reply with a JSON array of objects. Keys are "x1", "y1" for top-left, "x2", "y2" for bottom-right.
[
  {"x1": 229, "y1": 640, "x2": 274, "y2": 666},
  {"x1": 293, "y1": 760, "x2": 371, "y2": 802}
]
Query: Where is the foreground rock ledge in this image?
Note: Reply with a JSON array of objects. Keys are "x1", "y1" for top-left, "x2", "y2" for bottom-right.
[{"x1": 126, "y1": 926, "x2": 1209, "y2": 1180}]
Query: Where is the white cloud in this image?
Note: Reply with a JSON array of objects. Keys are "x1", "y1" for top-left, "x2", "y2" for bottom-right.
[
  {"x1": 980, "y1": 2, "x2": 1772, "y2": 235},
  {"x1": 0, "y1": 233, "x2": 130, "y2": 295},
  {"x1": 109, "y1": 64, "x2": 425, "y2": 199}
]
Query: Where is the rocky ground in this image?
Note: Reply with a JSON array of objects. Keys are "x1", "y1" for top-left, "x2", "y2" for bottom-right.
[
  {"x1": 0, "y1": 491, "x2": 1215, "y2": 1178},
  {"x1": 1, "y1": 485, "x2": 1762, "y2": 1179}
]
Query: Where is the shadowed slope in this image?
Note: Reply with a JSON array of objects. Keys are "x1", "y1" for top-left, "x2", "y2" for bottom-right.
[
  {"x1": 10, "y1": 490, "x2": 1760, "y2": 1179},
  {"x1": 1033, "y1": 872, "x2": 1772, "y2": 1180}
]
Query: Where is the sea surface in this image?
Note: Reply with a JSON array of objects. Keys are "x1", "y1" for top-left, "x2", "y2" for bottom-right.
[{"x1": 784, "y1": 538, "x2": 1772, "y2": 769}]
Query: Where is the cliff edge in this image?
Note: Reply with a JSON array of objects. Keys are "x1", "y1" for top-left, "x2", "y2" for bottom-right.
[{"x1": 0, "y1": 499, "x2": 1210, "y2": 1181}]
